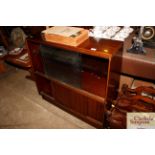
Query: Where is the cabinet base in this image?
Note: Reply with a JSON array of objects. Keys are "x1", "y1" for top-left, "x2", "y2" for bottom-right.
[{"x1": 41, "y1": 92, "x2": 104, "y2": 128}]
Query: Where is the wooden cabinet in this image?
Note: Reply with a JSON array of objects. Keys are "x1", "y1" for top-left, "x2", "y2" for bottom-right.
[
  {"x1": 28, "y1": 42, "x2": 44, "y2": 73},
  {"x1": 86, "y1": 98, "x2": 104, "y2": 123},
  {"x1": 27, "y1": 37, "x2": 123, "y2": 128},
  {"x1": 35, "y1": 74, "x2": 53, "y2": 97},
  {"x1": 53, "y1": 82, "x2": 87, "y2": 115}
]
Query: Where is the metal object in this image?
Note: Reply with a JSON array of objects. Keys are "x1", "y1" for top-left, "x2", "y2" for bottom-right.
[
  {"x1": 128, "y1": 27, "x2": 147, "y2": 54},
  {"x1": 142, "y1": 26, "x2": 155, "y2": 40}
]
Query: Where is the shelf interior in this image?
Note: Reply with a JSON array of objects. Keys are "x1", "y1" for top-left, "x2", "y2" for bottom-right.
[{"x1": 40, "y1": 45, "x2": 109, "y2": 98}]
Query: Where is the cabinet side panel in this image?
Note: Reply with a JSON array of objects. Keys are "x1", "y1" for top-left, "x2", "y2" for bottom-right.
[{"x1": 106, "y1": 47, "x2": 123, "y2": 103}]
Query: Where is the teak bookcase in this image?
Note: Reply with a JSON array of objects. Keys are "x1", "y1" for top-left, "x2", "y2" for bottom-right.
[{"x1": 27, "y1": 37, "x2": 123, "y2": 128}]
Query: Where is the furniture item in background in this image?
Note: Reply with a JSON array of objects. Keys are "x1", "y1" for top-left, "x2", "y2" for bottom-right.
[
  {"x1": 0, "y1": 55, "x2": 7, "y2": 73},
  {"x1": 6, "y1": 47, "x2": 31, "y2": 69},
  {"x1": 105, "y1": 85, "x2": 155, "y2": 129},
  {"x1": 0, "y1": 28, "x2": 9, "y2": 49},
  {"x1": 115, "y1": 29, "x2": 155, "y2": 81},
  {"x1": 1, "y1": 26, "x2": 45, "y2": 80}
]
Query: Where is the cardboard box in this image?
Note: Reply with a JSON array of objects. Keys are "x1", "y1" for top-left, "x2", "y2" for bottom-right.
[{"x1": 42, "y1": 26, "x2": 89, "y2": 47}]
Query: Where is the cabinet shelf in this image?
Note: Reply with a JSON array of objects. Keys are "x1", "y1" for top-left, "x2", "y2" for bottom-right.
[{"x1": 35, "y1": 71, "x2": 105, "y2": 103}]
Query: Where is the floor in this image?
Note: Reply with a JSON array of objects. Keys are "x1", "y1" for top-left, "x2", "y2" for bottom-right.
[{"x1": 0, "y1": 64, "x2": 94, "y2": 129}]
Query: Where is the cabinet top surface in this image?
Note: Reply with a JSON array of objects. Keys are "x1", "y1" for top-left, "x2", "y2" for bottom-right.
[{"x1": 27, "y1": 36, "x2": 123, "y2": 59}]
